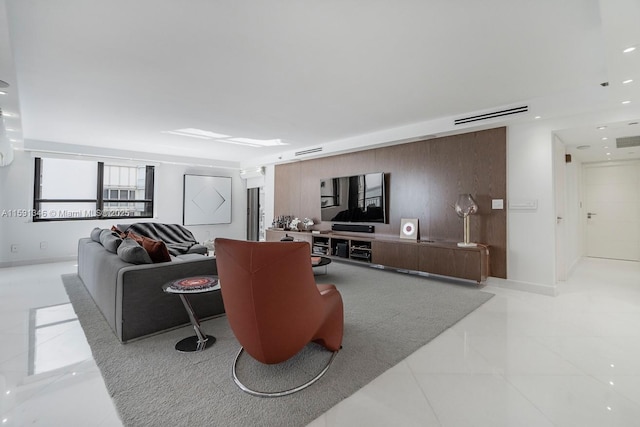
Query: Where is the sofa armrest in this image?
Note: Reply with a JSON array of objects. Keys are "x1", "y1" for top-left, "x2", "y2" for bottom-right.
[
  {"x1": 187, "y1": 243, "x2": 208, "y2": 255},
  {"x1": 115, "y1": 256, "x2": 223, "y2": 342},
  {"x1": 78, "y1": 238, "x2": 132, "y2": 334}
]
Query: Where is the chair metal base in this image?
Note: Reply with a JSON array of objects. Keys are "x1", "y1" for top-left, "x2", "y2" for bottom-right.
[{"x1": 232, "y1": 346, "x2": 339, "y2": 397}]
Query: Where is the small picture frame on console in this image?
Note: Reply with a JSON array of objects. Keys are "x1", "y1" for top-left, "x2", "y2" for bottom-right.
[{"x1": 400, "y1": 218, "x2": 419, "y2": 240}]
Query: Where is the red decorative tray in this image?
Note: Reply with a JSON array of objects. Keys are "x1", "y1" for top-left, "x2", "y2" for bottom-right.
[
  {"x1": 166, "y1": 276, "x2": 219, "y2": 293},
  {"x1": 177, "y1": 277, "x2": 213, "y2": 287}
]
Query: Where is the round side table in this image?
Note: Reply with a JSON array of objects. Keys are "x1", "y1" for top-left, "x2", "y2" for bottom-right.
[
  {"x1": 162, "y1": 275, "x2": 220, "y2": 352},
  {"x1": 312, "y1": 256, "x2": 331, "y2": 275}
]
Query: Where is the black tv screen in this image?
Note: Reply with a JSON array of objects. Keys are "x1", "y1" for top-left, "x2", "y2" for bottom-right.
[{"x1": 320, "y1": 172, "x2": 386, "y2": 223}]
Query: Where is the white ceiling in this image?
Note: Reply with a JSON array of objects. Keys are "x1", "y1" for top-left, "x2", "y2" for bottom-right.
[{"x1": 1, "y1": 0, "x2": 639, "y2": 166}]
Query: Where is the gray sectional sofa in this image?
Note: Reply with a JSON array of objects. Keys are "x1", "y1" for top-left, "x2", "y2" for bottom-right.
[{"x1": 77, "y1": 225, "x2": 225, "y2": 343}]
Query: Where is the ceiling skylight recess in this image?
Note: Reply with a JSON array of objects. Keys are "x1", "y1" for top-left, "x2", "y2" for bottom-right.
[
  {"x1": 162, "y1": 128, "x2": 287, "y2": 148},
  {"x1": 163, "y1": 128, "x2": 230, "y2": 139}
]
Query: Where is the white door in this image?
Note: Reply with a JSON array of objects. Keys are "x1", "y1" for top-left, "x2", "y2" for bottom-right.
[
  {"x1": 584, "y1": 162, "x2": 640, "y2": 261},
  {"x1": 554, "y1": 138, "x2": 567, "y2": 281}
]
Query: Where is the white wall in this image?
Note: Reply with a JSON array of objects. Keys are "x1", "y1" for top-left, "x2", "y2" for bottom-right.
[
  {"x1": 154, "y1": 163, "x2": 245, "y2": 243},
  {"x1": 0, "y1": 150, "x2": 246, "y2": 266},
  {"x1": 506, "y1": 122, "x2": 556, "y2": 288}
]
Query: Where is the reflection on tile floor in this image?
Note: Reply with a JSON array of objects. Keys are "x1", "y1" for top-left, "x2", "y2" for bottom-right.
[
  {"x1": 2, "y1": 258, "x2": 640, "y2": 426},
  {"x1": 0, "y1": 262, "x2": 120, "y2": 426}
]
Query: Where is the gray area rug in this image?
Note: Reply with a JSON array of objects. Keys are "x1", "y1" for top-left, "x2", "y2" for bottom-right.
[{"x1": 62, "y1": 261, "x2": 494, "y2": 427}]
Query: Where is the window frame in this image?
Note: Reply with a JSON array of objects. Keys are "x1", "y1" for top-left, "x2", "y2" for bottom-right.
[{"x1": 32, "y1": 157, "x2": 155, "y2": 222}]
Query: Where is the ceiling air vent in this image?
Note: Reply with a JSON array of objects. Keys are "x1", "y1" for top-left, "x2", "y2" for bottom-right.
[
  {"x1": 454, "y1": 105, "x2": 529, "y2": 125},
  {"x1": 616, "y1": 136, "x2": 640, "y2": 148},
  {"x1": 295, "y1": 147, "x2": 323, "y2": 157}
]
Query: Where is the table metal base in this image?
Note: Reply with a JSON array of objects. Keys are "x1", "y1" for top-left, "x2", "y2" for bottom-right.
[
  {"x1": 175, "y1": 335, "x2": 216, "y2": 352},
  {"x1": 174, "y1": 293, "x2": 215, "y2": 352}
]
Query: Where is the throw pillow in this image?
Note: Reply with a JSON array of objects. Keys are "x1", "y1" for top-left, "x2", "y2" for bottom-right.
[
  {"x1": 90, "y1": 227, "x2": 103, "y2": 243},
  {"x1": 117, "y1": 238, "x2": 152, "y2": 264},
  {"x1": 100, "y1": 229, "x2": 123, "y2": 253},
  {"x1": 126, "y1": 231, "x2": 171, "y2": 263}
]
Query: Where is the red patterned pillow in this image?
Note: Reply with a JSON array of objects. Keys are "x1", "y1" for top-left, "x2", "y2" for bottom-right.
[{"x1": 126, "y1": 231, "x2": 171, "y2": 263}]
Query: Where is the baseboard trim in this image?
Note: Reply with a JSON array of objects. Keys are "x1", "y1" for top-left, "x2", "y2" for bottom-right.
[
  {"x1": 485, "y1": 276, "x2": 557, "y2": 296},
  {"x1": 0, "y1": 256, "x2": 77, "y2": 269}
]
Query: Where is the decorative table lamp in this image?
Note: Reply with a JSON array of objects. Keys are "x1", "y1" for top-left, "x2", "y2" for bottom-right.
[{"x1": 454, "y1": 194, "x2": 478, "y2": 247}]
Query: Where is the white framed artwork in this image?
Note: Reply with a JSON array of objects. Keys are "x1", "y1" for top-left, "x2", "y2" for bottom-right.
[{"x1": 183, "y1": 175, "x2": 232, "y2": 225}]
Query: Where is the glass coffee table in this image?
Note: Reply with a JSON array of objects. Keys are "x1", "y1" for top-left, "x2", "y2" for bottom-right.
[{"x1": 162, "y1": 275, "x2": 220, "y2": 352}]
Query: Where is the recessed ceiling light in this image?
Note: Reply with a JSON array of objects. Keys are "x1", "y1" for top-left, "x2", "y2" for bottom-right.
[
  {"x1": 622, "y1": 100, "x2": 631, "y2": 104},
  {"x1": 623, "y1": 46, "x2": 636, "y2": 53},
  {"x1": 597, "y1": 126, "x2": 607, "y2": 130},
  {"x1": 623, "y1": 79, "x2": 634, "y2": 84},
  {"x1": 577, "y1": 145, "x2": 591, "y2": 150},
  {"x1": 0, "y1": 90, "x2": 6, "y2": 95},
  {"x1": 604, "y1": 145, "x2": 609, "y2": 148},
  {"x1": 606, "y1": 152, "x2": 611, "y2": 155},
  {"x1": 602, "y1": 137, "x2": 608, "y2": 140},
  {"x1": 534, "y1": 116, "x2": 541, "y2": 119},
  {"x1": 1, "y1": 112, "x2": 16, "y2": 118}
]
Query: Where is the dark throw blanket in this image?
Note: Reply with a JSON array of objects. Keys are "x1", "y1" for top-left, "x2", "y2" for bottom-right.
[{"x1": 124, "y1": 223, "x2": 198, "y2": 255}]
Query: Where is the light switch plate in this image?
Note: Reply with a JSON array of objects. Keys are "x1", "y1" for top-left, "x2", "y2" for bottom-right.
[
  {"x1": 509, "y1": 199, "x2": 538, "y2": 210},
  {"x1": 492, "y1": 199, "x2": 504, "y2": 209}
]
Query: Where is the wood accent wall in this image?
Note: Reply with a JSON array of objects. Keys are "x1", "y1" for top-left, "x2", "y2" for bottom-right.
[{"x1": 274, "y1": 127, "x2": 507, "y2": 278}]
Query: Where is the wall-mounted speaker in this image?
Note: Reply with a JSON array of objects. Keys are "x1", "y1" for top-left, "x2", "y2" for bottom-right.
[{"x1": 332, "y1": 224, "x2": 375, "y2": 233}]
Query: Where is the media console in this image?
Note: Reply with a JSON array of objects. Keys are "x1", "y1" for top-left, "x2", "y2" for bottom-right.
[{"x1": 266, "y1": 229, "x2": 488, "y2": 285}]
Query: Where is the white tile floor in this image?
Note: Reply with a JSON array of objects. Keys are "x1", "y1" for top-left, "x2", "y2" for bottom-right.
[{"x1": 2, "y1": 257, "x2": 640, "y2": 426}]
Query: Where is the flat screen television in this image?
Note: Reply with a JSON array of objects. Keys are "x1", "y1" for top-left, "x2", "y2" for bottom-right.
[{"x1": 320, "y1": 172, "x2": 386, "y2": 223}]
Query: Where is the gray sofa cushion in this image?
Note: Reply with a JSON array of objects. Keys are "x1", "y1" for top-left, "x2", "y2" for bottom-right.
[
  {"x1": 100, "y1": 229, "x2": 122, "y2": 253},
  {"x1": 90, "y1": 227, "x2": 103, "y2": 242},
  {"x1": 117, "y1": 238, "x2": 152, "y2": 264},
  {"x1": 176, "y1": 253, "x2": 208, "y2": 261},
  {"x1": 187, "y1": 244, "x2": 208, "y2": 255}
]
